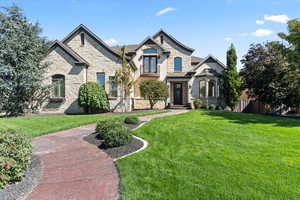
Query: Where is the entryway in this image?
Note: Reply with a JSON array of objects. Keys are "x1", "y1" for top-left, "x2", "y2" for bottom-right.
[{"x1": 173, "y1": 83, "x2": 183, "y2": 105}]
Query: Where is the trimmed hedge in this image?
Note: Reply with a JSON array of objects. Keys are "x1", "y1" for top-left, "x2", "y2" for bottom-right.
[
  {"x1": 0, "y1": 130, "x2": 32, "y2": 188},
  {"x1": 193, "y1": 99, "x2": 203, "y2": 109},
  {"x1": 96, "y1": 119, "x2": 132, "y2": 148},
  {"x1": 209, "y1": 104, "x2": 216, "y2": 110},
  {"x1": 124, "y1": 116, "x2": 140, "y2": 125},
  {"x1": 78, "y1": 82, "x2": 110, "y2": 113}
]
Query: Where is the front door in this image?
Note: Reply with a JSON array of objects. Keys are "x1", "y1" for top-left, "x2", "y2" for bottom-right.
[{"x1": 173, "y1": 83, "x2": 183, "y2": 105}]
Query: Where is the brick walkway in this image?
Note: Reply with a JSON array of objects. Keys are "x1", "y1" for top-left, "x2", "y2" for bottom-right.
[{"x1": 25, "y1": 110, "x2": 187, "y2": 200}]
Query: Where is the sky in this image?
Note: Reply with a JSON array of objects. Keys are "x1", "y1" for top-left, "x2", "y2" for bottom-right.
[{"x1": 1, "y1": 0, "x2": 299, "y2": 70}]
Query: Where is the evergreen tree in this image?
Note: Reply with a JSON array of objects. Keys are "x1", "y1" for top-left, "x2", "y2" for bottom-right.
[
  {"x1": 221, "y1": 44, "x2": 241, "y2": 111},
  {"x1": 0, "y1": 5, "x2": 50, "y2": 116}
]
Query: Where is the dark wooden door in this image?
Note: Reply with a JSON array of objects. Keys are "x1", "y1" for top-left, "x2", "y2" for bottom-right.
[{"x1": 173, "y1": 83, "x2": 183, "y2": 105}]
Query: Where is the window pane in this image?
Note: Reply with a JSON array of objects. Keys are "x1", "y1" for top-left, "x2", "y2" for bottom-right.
[
  {"x1": 143, "y1": 48, "x2": 157, "y2": 54},
  {"x1": 97, "y1": 73, "x2": 105, "y2": 87},
  {"x1": 52, "y1": 75, "x2": 65, "y2": 98},
  {"x1": 150, "y1": 57, "x2": 157, "y2": 73},
  {"x1": 174, "y1": 57, "x2": 182, "y2": 72},
  {"x1": 200, "y1": 80, "x2": 206, "y2": 97},
  {"x1": 209, "y1": 80, "x2": 215, "y2": 97},
  {"x1": 109, "y1": 76, "x2": 117, "y2": 97},
  {"x1": 143, "y1": 57, "x2": 150, "y2": 73}
]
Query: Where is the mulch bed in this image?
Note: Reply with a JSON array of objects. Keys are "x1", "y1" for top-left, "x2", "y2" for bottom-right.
[
  {"x1": 0, "y1": 155, "x2": 42, "y2": 200},
  {"x1": 83, "y1": 122, "x2": 144, "y2": 159}
]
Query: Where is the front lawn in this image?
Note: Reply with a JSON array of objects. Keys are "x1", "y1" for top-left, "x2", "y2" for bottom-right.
[
  {"x1": 117, "y1": 110, "x2": 300, "y2": 200},
  {"x1": 0, "y1": 110, "x2": 167, "y2": 138}
]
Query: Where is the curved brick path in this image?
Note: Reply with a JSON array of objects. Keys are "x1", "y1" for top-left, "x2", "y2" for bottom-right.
[{"x1": 24, "y1": 110, "x2": 187, "y2": 200}]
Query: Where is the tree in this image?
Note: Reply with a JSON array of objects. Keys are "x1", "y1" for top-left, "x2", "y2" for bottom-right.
[
  {"x1": 240, "y1": 42, "x2": 289, "y2": 112},
  {"x1": 139, "y1": 80, "x2": 169, "y2": 109},
  {"x1": 115, "y1": 46, "x2": 137, "y2": 112},
  {"x1": 278, "y1": 19, "x2": 300, "y2": 110},
  {"x1": 78, "y1": 82, "x2": 110, "y2": 113},
  {"x1": 0, "y1": 5, "x2": 50, "y2": 116},
  {"x1": 221, "y1": 44, "x2": 241, "y2": 111}
]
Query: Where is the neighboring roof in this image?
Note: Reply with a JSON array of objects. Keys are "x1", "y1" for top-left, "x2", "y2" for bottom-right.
[
  {"x1": 192, "y1": 54, "x2": 226, "y2": 72},
  {"x1": 49, "y1": 40, "x2": 89, "y2": 66},
  {"x1": 111, "y1": 45, "x2": 138, "y2": 54},
  {"x1": 153, "y1": 29, "x2": 195, "y2": 53},
  {"x1": 191, "y1": 56, "x2": 204, "y2": 65},
  {"x1": 61, "y1": 24, "x2": 121, "y2": 58},
  {"x1": 134, "y1": 36, "x2": 170, "y2": 53}
]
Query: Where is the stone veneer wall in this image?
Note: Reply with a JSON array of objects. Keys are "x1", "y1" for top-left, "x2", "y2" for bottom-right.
[{"x1": 133, "y1": 98, "x2": 165, "y2": 110}]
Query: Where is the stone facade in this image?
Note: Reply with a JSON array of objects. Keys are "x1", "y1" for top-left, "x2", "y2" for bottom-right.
[{"x1": 42, "y1": 25, "x2": 226, "y2": 113}]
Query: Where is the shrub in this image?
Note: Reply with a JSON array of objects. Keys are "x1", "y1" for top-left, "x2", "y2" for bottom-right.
[
  {"x1": 78, "y1": 82, "x2": 110, "y2": 113},
  {"x1": 209, "y1": 104, "x2": 216, "y2": 110},
  {"x1": 95, "y1": 119, "x2": 133, "y2": 147},
  {"x1": 193, "y1": 99, "x2": 202, "y2": 109},
  {"x1": 216, "y1": 105, "x2": 224, "y2": 110},
  {"x1": 95, "y1": 118, "x2": 123, "y2": 139},
  {"x1": 201, "y1": 104, "x2": 209, "y2": 110},
  {"x1": 139, "y1": 80, "x2": 169, "y2": 109},
  {"x1": 124, "y1": 116, "x2": 140, "y2": 125},
  {"x1": 0, "y1": 130, "x2": 32, "y2": 188},
  {"x1": 102, "y1": 126, "x2": 132, "y2": 148}
]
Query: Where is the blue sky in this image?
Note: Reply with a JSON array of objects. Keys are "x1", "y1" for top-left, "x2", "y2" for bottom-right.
[{"x1": 1, "y1": 0, "x2": 299, "y2": 69}]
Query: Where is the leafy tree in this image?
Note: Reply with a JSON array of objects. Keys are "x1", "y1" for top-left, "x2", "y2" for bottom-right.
[
  {"x1": 0, "y1": 5, "x2": 50, "y2": 116},
  {"x1": 78, "y1": 82, "x2": 110, "y2": 113},
  {"x1": 139, "y1": 80, "x2": 169, "y2": 109},
  {"x1": 278, "y1": 19, "x2": 300, "y2": 110},
  {"x1": 240, "y1": 42, "x2": 289, "y2": 112},
  {"x1": 221, "y1": 44, "x2": 241, "y2": 111},
  {"x1": 115, "y1": 46, "x2": 137, "y2": 112}
]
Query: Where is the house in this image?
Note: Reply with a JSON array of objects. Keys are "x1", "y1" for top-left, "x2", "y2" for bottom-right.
[{"x1": 42, "y1": 24, "x2": 226, "y2": 113}]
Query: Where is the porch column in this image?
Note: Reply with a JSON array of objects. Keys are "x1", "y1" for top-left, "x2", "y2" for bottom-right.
[
  {"x1": 166, "y1": 80, "x2": 171, "y2": 106},
  {"x1": 187, "y1": 79, "x2": 192, "y2": 105},
  {"x1": 205, "y1": 79, "x2": 209, "y2": 98}
]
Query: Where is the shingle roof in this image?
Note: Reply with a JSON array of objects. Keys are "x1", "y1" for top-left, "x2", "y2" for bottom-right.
[
  {"x1": 191, "y1": 56, "x2": 204, "y2": 65},
  {"x1": 152, "y1": 29, "x2": 195, "y2": 53},
  {"x1": 111, "y1": 45, "x2": 139, "y2": 54}
]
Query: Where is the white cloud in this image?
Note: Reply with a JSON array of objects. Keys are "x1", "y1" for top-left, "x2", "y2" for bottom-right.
[
  {"x1": 224, "y1": 37, "x2": 232, "y2": 42},
  {"x1": 264, "y1": 14, "x2": 290, "y2": 24},
  {"x1": 105, "y1": 38, "x2": 118, "y2": 46},
  {"x1": 256, "y1": 20, "x2": 265, "y2": 25},
  {"x1": 156, "y1": 7, "x2": 176, "y2": 16},
  {"x1": 253, "y1": 29, "x2": 273, "y2": 37}
]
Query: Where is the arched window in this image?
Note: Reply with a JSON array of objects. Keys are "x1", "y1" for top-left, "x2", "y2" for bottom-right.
[
  {"x1": 174, "y1": 57, "x2": 182, "y2": 72},
  {"x1": 143, "y1": 48, "x2": 157, "y2": 54},
  {"x1": 52, "y1": 74, "x2": 65, "y2": 98},
  {"x1": 208, "y1": 80, "x2": 216, "y2": 97}
]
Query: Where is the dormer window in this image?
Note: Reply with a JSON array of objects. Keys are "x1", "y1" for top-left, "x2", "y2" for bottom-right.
[
  {"x1": 80, "y1": 33, "x2": 85, "y2": 46},
  {"x1": 143, "y1": 48, "x2": 157, "y2": 54},
  {"x1": 160, "y1": 35, "x2": 164, "y2": 44}
]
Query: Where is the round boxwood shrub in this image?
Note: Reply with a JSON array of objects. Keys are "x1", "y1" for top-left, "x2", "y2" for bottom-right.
[
  {"x1": 95, "y1": 119, "x2": 133, "y2": 147},
  {"x1": 209, "y1": 104, "x2": 216, "y2": 110},
  {"x1": 102, "y1": 125, "x2": 133, "y2": 148},
  {"x1": 124, "y1": 116, "x2": 140, "y2": 125},
  {"x1": 0, "y1": 130, "x2": 32, "y2": 188},
  {"x1": 216, "y1": 105, "x2": 224, "y2": 110},
  {"x1": 193, "y1": 99, "x2": 202, "y2": 109},
  {"x1": 201, "y1": 104, "x2": 209, "y2": 110},
  {"x1": 78, "y1": 82, "x2": 110, "y2": 113}
]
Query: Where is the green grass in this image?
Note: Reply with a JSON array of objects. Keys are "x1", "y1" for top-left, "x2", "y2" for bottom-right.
[
  {"x1": 0, "y1": 110, "x2": 167, "y2": 138},
  {"x1": 117, "y1": 110, "x2": 300, "y2": 200}
]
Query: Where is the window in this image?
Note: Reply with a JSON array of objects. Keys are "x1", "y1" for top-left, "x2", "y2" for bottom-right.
[
  {"x1": 160, "y1": 35, "x2": 164, "y2": 44},
  {"x1": 208, "y1": 80, "x2": 216, "y2": 97},
  {"x1": 143, "y1": 56, "x2": 157, "y2": 73},
  {"x1": 199, "y1": 80, "x2": 206, "y2": 97},
  {"x1": 52, "y1": 74, "x2": 65, "y2": 98},
  {"x1": 80, "y1": 33, "x2": 85, "y2": 46},
  {"x1": 174, "y1": 57, "x2": 182, "y2": 72},
  {"x1": 143, "y1": 48, "x2": 158, "y2": 54},
  {"x1": 109, "y1": 76, "x2": 118, "y2": 97},
  {"x1": 97, "y1": 72, "x2": 105, "y2": 87}
]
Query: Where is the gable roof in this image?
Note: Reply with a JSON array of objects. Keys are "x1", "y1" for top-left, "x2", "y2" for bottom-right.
[
  {"x1": 111, "y1": 44, "x2": 139, "y2": 54},
  {"x1": 191, "y1": 56, "x2": 204, "y2": 65},
  {"x1": 49, "y1": 40, "x2": 89, "y2": 66},
  {"x1": 61, "y1": 24, "x2": 121, "y2": 58},
  {"x1": 192, "y1": 54, "x2": 226, "y2": 71},
  {"x1": 152, "y1": 29, "x2": 194, "y2": 53},
  {"x1": 134, "y1": 36, "x2": 170, "y2": 53}
]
